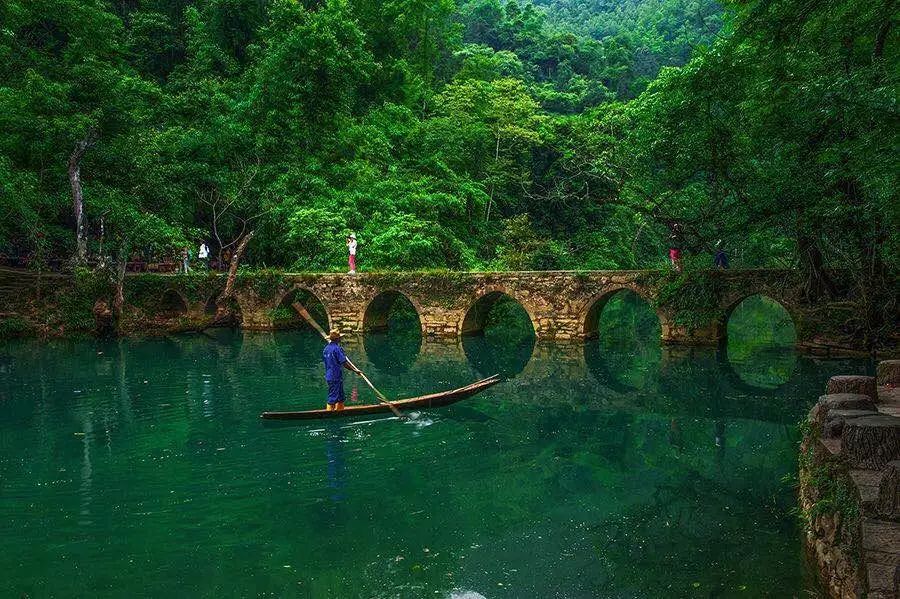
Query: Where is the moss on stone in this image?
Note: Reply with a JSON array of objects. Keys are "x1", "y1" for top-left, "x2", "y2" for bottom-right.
[{"x1": 652, "y1": 269, "x2": 725, "y2": 332}]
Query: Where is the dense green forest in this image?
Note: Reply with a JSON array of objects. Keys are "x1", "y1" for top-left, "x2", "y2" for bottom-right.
[{"x1": 0, "y1": 0, "x2": 896, "y2": 286}]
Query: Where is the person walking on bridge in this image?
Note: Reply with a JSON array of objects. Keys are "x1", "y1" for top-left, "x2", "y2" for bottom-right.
[
  {"x1": 323, "y1": 330, "x2": 361, "y2": 411},
  {"x1": 668, "y1": 222, "x2": 684, "y2": 273},
  {"x1": 198, "y1": 241, "x2": 210, "y2": 269},
  {"x1": 180, "y1": 247, "x2": 191, "y2": 273},
  {"x1": 347, "y1": 233, "x2": 357, "y2": 274},
  {"x1": 714, "y1": 240, "x2": 729, "y2": 270}
]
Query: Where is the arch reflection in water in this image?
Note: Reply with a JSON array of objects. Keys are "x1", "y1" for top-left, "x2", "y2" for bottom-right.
[
  {"x1": 584, "y1": 290, "x2": 662, "y2": 392},
  {"x1": 724, "y1": 294, "x2": 797, "y2": 389},
  {"x1": 462, "y1": 292, "x2": 535, "y2": 378},
  {"x1": 362, "y1": 292, "x2": 422, "y2": 375},
  {"x1": 272, "y1": 327, "x2": 328, "y2": 368}
]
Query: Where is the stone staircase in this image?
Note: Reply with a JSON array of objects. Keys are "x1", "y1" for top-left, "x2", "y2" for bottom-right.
[{"x1": 803, "y1": 362, "x2": 900, "y2": 598}]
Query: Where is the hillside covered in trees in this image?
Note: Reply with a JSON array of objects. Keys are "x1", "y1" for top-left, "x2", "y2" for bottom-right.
[{"x1": 0, "y1": 0, "x2": 895, "y2": 291}]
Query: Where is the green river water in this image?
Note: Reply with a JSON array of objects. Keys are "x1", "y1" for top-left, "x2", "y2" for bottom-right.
[{"x1": 0, "y1": 295, "x2": 872, "y2": 598}]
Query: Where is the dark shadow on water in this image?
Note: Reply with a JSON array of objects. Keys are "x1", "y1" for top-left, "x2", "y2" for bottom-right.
[
  {"x1": 716, "y1": 344, "x2": 795, "y2": 395},
  {"x1": 272, "y1": 327, "x2": 328, "y2": 368},
  {"x1": 463, "y1": 334, "x2": 534, "y2": 378},
  {"x1": 324, "y1": 422, "x2": 346, "y2": 504},
  {"x1": 585, "y1": 341, "x2": 661, "y2": 394},
  {"x1": 442, "y1": 405, "x2": 496, "y2": 423}
]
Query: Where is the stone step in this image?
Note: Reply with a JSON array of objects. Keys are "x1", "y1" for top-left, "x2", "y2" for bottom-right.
[
  {"x1": 828, "y1": 375, "x2": 876, "y2": 399},
  {"x1": 843, "y1": 415, "x2": 900, "y2": 470}
]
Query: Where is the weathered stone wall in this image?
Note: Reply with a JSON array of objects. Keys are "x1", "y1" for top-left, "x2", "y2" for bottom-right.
[{"x1": 799, "y1": 365, "x2": 900, "y2": 598}]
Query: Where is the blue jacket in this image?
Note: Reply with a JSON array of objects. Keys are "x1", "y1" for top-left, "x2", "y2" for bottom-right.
[{"x1": 323, "y1": 342, "x2": 348, "y2": 382}]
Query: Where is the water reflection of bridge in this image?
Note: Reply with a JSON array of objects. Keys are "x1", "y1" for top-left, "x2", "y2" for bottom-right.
[
  {"x1": 129, "y1": 329, "x2": 860, "y2": 425},
  {"x1": 217, "y1": 329, "x2": 843, "y2": 425},
  {"x1": 2, "y1": 330, "x2": 863, "y2": 439},
  {"x1": 339, "y1": 337, "x2": 843, "y2": 425}
]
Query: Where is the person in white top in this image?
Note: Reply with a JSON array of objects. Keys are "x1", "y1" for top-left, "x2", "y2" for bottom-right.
[
  {"x1": 198, "y1": 242, "x2": 209, "y2": 269},
  {"x1": 347, "y1": 233, "x2": 357, "y2": 274}
]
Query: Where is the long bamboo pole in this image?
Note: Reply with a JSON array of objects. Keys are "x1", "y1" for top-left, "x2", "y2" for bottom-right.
[{"x1": 291, "y1": 302, "x2": 406, "y2": 419}]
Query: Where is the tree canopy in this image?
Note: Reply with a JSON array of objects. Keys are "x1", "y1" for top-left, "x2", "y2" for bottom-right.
[{"x1": 0, "y1": 0, "x2": 895, "y2": 292}]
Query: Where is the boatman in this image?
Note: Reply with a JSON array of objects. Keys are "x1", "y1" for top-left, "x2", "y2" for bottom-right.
[{"x1": 323, "y1": 329, "x2": 361, "y2": 411}]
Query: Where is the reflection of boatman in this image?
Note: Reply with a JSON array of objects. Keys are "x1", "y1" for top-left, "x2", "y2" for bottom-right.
[
  {"x1": 323, "y1": 329, "x2": 361, "y2": 411},
  {"x1": 325, "y1": 423, "x2": 346, "y2": 503}
]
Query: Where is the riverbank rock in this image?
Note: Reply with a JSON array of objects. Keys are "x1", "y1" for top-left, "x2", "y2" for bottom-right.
[
  {"x1": 824, "y1": 409, "x2": 880, "y2": 438},
  {"x1": 827, "y1": 375, "x2": 877, "y2": 400},
  {"x1": 92, "y1": 299, "x2": 114, "y2": 337}
]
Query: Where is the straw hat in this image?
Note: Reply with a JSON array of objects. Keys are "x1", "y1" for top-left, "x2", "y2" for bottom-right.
[{"x1": 328, "y1": 329, "x2": 342, "y2": 341}]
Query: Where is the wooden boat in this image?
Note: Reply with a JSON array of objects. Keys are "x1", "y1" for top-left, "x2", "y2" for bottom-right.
[{"x1": 260, "y1": 375, "x2": 500, "y2": 420}]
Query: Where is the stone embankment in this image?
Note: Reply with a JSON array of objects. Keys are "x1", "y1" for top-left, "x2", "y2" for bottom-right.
[{"x1": 800, "y1": 361, "x2": 900, "y2": 598}]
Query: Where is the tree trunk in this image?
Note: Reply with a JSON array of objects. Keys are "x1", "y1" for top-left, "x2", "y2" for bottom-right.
[
  {"x1": 211, "y1": 231, "x2": 253, "y2": 326},
  {"x1": 485, "y1": 133, "x2": 501, "y2": 222},
  {"x1": 221, "y1": 231, "x2": 252, "y2": 302},
  {"x1": 113, "y1": 242, "x2": 128, "y2": 328},
  {"x1": 843, "y1": 415, "x2": 900, "y2": 470},
  {"x1": 797, "y1": 232, "x2": 837, "y2": 301},
  {"x1": 68, "y1": 132, "x2": 96, "y2": 264}
]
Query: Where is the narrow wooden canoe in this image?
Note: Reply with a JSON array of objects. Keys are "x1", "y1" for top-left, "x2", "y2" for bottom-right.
[{"x1": 260, "y1": 375, "x2": 500, "y2": 420}]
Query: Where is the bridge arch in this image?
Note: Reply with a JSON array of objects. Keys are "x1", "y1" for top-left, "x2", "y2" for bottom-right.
[
  {"x1": 361, "y1": 290, "x2": 424, "y2": 334},
  {"x1": 203, "y1": 293, "x2": 218, "y2": 315},
  {"x1": 460, "y1": 287, "x2": 538, "y2": 336},
  {"x1": 581, "y1": 287, "x2": 666, "y2": 340},
  {"x1": 718, "y1": 293, "x2": 799, "y2": 389},
  {"x1": 158, "y1": 288, "x2": 189, "y2": 318},
  {"x1": 271, "y1": 285, "x2": 332, "y2": 332},
  {"x1": 720, "y1": 293, "x2": 798, "y2": 346}
]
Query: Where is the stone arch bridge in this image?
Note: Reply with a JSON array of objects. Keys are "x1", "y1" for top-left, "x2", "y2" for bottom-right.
[
  {"x1": 224, "y1": 269, "x2": 821, "y2": 348},
  {"x1": 0, "y1": 267, "x2": 849, "y2": 351}
]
